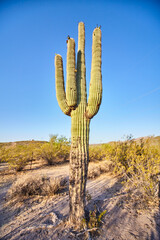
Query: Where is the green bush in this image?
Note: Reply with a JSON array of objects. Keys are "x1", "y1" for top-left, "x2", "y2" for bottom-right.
[
  {"x1": 0, "y1": 136, "x2": 70, "y2": 170},
  {"x1": 0, "y1": 142, "x2": 42, "y2": 171},
  {"x1": 104, "y1": 136, "x2": 160, "y2": 206},
  {"x1": 0, "y1": 145, "x2": 9, "y2": 163},
  {"x1": 89, "y1": 145, "x2": 105, "y2": 162},
  {"x1": 40, "y1": 135, "x2": 70, "y2": 165}
]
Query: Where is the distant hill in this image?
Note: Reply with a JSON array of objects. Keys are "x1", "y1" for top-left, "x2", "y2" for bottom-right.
[
  {"x1": 1, "y1": 136, "x2": 159, "y2": 148},
  {"x1": 91, "y1": 135, "x2": 160, "y2": 146},
  {"x1": 0, "y1": 140, "x2": 47, "y2": 148}
]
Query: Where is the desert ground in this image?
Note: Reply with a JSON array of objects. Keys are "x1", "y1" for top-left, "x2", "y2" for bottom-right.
[{"x1": 0, "y1": 160, "x2": 160, "y2": 240}]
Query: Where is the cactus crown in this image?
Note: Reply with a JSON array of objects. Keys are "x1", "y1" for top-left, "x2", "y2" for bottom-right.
[{"x1": 55, "y1": 22, "x2": 102, "y2": 119}]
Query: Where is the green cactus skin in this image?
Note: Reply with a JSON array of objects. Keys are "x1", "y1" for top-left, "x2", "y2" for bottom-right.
[{"x1": 55, "y1": 22, "x2": 102, "y2": 227}]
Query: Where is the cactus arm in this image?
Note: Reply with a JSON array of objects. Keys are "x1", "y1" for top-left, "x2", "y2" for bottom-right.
[
  {"x1": 76, "y1": 22, "x2": 87, "y2": 104},
  {"x1": 55, "y1": 54, "x2": 71, "y2": 116},
  {"x1": 66, "y1": 38, "x2": 77, "y2": 107},
  {"x1": 86, "y1": 27, "x2": 102, "y2": 119}
]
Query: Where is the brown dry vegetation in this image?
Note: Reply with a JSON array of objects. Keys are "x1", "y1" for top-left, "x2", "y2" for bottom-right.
[{"x1": 7, "y1": 176, "x2": 68, "y2": 200}]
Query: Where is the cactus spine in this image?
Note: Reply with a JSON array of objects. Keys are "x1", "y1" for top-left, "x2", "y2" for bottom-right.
[{"x1": 55, "y1": 22, "x2": 102, "y2": 226}]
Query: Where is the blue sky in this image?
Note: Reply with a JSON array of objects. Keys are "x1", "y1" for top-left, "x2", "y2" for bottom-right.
[{"x1": 0, "y1": 0, "x2": 160, "y2": 143}]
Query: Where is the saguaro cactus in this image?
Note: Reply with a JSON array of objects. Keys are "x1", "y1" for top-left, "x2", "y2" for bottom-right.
[{"x1": 55, "y1": 22, "x2": 102, "y2": 226}]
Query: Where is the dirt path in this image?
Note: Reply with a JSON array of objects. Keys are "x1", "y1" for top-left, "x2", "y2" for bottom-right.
[{"x1": 0, "y1": 163, "x2": 160, "y2": 240}]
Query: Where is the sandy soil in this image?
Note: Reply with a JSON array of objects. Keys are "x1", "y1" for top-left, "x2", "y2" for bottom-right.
[{"x1": 0, "y1": 162, "x2": 160, "y2": 240}]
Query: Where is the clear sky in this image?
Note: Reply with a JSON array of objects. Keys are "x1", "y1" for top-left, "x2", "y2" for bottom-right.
[{"x1": 0, "y1": 0, "x2": 160, "y2": 143}]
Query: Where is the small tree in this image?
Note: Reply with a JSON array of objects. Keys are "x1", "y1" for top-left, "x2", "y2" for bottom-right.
[{"x1": 40, "y1": 135, "x2": 70, "y2": 165}]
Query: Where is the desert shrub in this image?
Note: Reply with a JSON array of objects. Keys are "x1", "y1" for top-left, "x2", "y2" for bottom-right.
[
  {"x1": 0, "y1": 141, "x2": 42, "y2": 171},
  {"x1": 88, "y1": 207, "x2": 107, "y2": 229},
  {"x1": 88, "y1": 161, "x2": 112, "y2": 179},
  {"x1": 81, "y1": 206, "x2": 106, "y2": 235},
  {"x1": 0, "y1": 146, "x2": 9, "y2": 163},
  {"x1": 40, "y1": 135, "x2": 70, "y2": 165},
  {"x1": 88, "y1": 165, "x2": 101, "y2": 179},
  {"x1": 7, "y1": 175, "x2": 67, "y2": 200},
  {"x1": 89, "y1": 145, "x2": 105, "y2": 162},
  {"x1": 4, "y1": 144, "x2": 34, "y2": 171},
  {"x1": 104, "y1": 136, "x2": 160, "y2": 206}
]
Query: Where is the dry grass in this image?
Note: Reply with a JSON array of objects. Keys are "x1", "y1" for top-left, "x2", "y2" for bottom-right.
[
  {"x1": 7, "y1": 175, "x2": 68, "y2": 200},
  {"x1": 88, "y1": 160, "x2": 113, "y2": 179}
]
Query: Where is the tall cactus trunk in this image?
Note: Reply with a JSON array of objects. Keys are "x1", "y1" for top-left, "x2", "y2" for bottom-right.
[
  {"x1": 69, "y1": 105, "x2": 90, "y2": 225},
  {"x1": 55, "y1": 22, "x2": 102, "y2": 228}
]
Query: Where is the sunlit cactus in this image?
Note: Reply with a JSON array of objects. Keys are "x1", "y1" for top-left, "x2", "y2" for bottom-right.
[{"x1": 55, "y1": 22, "x2": 102, "y2": 227}]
